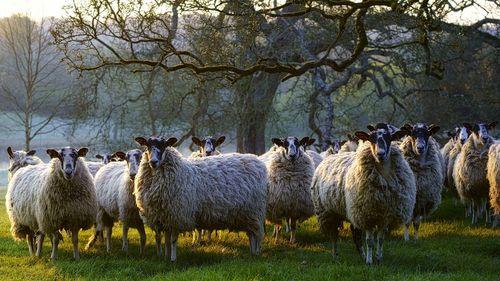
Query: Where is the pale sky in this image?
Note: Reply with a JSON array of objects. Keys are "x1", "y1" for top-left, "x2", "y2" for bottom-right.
[{"x1": 0, "y1": 0, "x2": 498, "y2": 24}]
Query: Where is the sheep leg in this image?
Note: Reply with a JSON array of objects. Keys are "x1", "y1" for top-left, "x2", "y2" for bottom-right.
[
  {"x1": 122, "y1": 224, "x2": 129, "y2": 253},
  {"x1": 50, "y1": 232, "x2": 60, "y2": 260},
  {"x1": 27, "y1": 232, "x2": 35, "y2": 255},
  {"x1": 206, "y1": 230, "x2": 212, "y2": 243},
  {"x1": 105, "y1": 225, "x2": 112, "y2": 253},
  {"x1": 170, "y1": 233, "x2": 178, "y2": 262},
  {"x1": 85, "y1": 228, "x2": 100, "y2": 250},
  {"x1": 138, "y1": 224, "x2": 146, "y2": 256},
  {"x1": 247, "y1": 232, "x2": 256, "y2": 255},
  {"x1": 331, "y1": 226, "x2": 339, "y2": 258},
  {"x1": 36, "y1": 233, "x2": 45, "y2": 257},
  {"x1": 290, "y1": 219, "x2": 297, "y2": 243},
  {"x1": 284, "y1": 218, "x2": 290, "y2": 234},
  {"x1": 376, "y1": 229, "x2": 385, "y2": 263},
  {"x1": 164, "y1": 231, "x2": 171, "y2": 260},
  {"x1": 155, "y1": 230, "x2": 162, "y2": 257},
  {"x1": 350, "y1": 225, "x2": 365, "y2": 259},
  {"x1": 72, "y1": 229, "x2": 80, "y2": 260},
  {"x1": 365, "y1": 230, "x2": 374, "y2": 265},
  {"x1": 403, "y1": 224, "x2": 410, "y2": 241},
  {"x1": 414, "y1": 216, "x2": 421, "y2": 240}
]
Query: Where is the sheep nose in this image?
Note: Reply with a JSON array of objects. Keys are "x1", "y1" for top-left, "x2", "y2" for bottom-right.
[{"x1": 149, "y1": 159, "x2": 159, "y2": 168}]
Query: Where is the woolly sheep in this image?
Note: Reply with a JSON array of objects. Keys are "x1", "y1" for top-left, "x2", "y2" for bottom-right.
[
  {"x1": 454, "y1": 121, "x2": 497, "y2": 224},
  {"x1": 445, "y1": 127, "x2": 470, "y2": 199},
  {"x1": 487, "y1": 144, "x2": 500, "y2": 227},
  {"x1": 134, "y1": 136, "x2": 267, "y2": 261},
  {"x1": 266, "y1": 137, "x2": 315, "y2": 243},
  {"x1": 95, "y1": 152, "x2": 122, "y2": 164},
  {"x1": 6, "y1": 147, "x2": 43, "y2": 181},
  {"x1": 190, "y1": 135, "x2": 225, "y2": 158},
  {"x1": 320, "y1": 139, "x2": 345, "y2": 158},
  {"x1": 189, "y1": 135, "x2": 226, "y2": 244},
  {"x1": 339, "y1": 134, "x2": 360, "y2": 153},
  {"x1": 312, "y1": 123, "x2": 416, "y2": 265},
  {"x1": 86, "y1": 149, "x2": 146, "y2": 254},
  {"x1": 400, "y1": 123, "x2": 443, "y2": 240},
  {"x1": 6, "y1": 147, "x2": 97, "y2": 259}
]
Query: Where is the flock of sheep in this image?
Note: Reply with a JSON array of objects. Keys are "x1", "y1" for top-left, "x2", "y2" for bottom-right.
[{"x1": 4, "y1": 121, "x2": 499, "y2": 265}]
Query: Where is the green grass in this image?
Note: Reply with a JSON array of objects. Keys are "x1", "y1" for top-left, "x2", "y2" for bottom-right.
[{"x1": 0, "y1": 190, "x2": 498, "y2": 281}]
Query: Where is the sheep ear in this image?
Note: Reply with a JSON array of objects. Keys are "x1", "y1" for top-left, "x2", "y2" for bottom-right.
[
  {"x1": 272, "y1": 138, "x2": 284, "y2": 147},
  {"x1": 347, "y1": 134, "x2": 353, "y2": 141},
  {"x1": 462, "y1": 122, "x2": 472, "y2": 131},
  {"x1": 391, "y1": 130, "x2": 407, "y2": 141},
  {"x1": 446, "y1": 131, "x2": 455, "y2": 138},
  {"x1": 165, "y1": 137, "x2": 178, "y2": 147},
  {"x1": 366, "y1": 125, "x2": 375, "y2": 131},
  {"x1": 95, "y1": 154, "x2": 103, "y2": 159},
  {"x1": 402, "y1": 123, "x2": 413, "y2": 132},
  {"x1": 7, "y1": 147, "x2": 13, "y2": 159},
  {"x1": 46, "y1": 149, "x2": 60, "y2": 159},
  {"x1": 114, "y1": 151, "x2": 126, "y2": 160},
  {"x1": 354, "y1": 131, "x2": 370, "y2": 141},
  {"x1": 78, "y1": 148, "x2": 89, "y2": 157},
  {"x1": 489, "y1": 121, "x2": 498, "y2": 130},
  {"x1": 341, "y1": 140, "x2": 347, "y2": 146},
  {"x1": 306, "y1": 138, "x2": 316, "y2": 146},
  {"x1": 428, "y1": 125, "x2": 440, "y2": 135},
  {"x1": 135, "y1": 137, "x2": 148, "y2": 146},
  {"x1": 215, "y1": 136, "x2": 226, "y2": 147},
  {"x1": 192, "y1": 136, "x2": 203, "y2": 147},
  {"x1": 299, "y1": 137, "x2": 310, "y2": 146},
  {"x1": 27, "y1": 150, "x2": 36, "y2": 156}
]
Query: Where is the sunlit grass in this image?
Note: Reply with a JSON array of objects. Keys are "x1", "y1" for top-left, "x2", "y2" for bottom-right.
[{"x1": 0, "y1": 189, "x2": 498, "y2": 280}]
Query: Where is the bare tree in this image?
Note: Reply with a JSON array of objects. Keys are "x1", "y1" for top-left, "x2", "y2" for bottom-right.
[{"x1": 0, "y1": 15, "x2": 69, "y2": 150}]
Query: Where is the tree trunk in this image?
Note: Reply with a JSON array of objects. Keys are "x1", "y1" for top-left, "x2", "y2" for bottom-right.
[{"x1": 235, "y1": 72, "x2": 284, "y2": 154}]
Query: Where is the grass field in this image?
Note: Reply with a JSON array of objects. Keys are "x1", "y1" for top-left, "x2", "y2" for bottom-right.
[{"x1": 0, "y1": 190, "x2": 498, "y2": 281}]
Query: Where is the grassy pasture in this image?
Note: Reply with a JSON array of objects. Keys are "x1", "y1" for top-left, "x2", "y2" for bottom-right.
[{"x1": 0, "y1": 190, "x2": 498, "y2": 281}]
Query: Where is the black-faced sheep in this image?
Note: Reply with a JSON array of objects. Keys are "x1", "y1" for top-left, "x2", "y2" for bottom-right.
[
  {"x1": 265, "y1": 137, "x2": 315, "y2": 243},
  {"x1": 312, "y1": 123, "x2": 416, "y2": 265},
  {"x1": 190, "y1": 135, "x2": 225, "y2": 158},
  {"x1": 86, "y1": 149, "x2": 146, "y2": 254},
  {"x1": 134, "y1": 136, "x2": 267, "y2": 261},
  {"x1": 454, "y1": 121, "x2": 498, "y2": 224},
  {"x1": 400, "y1": 123, "x2": 443, "y2": 240},
  {"x1": 6, "y1": 147, "x2": 97, "y2": 259}
]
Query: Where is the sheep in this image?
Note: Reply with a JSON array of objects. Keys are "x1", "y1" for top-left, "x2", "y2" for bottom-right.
[
  {"x1": 441, "y1": 128, "x2": 458, "y2": 187},
  {"x1": 190, "y1": 135, "x2": 225, "y2": 158},
  {"x1": 189, "y1": 135, "x2": 226, "y2": 244},
  {"x1": 454, "y1": 121, "x2": 497, "y2": 224},
  {"x1": 6, "y1": 147, "x2": 43, "y2": 181},
  {"x1": 95, "y1": 152, "x2": 123, "y2": 164},
  {"x1": 339, "y1": 134, "x2": 360, "y2": 153},
  {"x1": 445, "y1": 126, "x2": 470, "y2": 199},
  {"x1": 487, "y1": 144, "x2": 500, "y2": 227},
  {"x1": 311, "y1": 123, "x2": 415, "y2": 265},
  {"x1": 134, "y1": 136, "x2": 267, "y2": 261},
  {"x1": 265, "y1": 137, "x2": 315, "y2": 243},
  {"x1": 86, "y1": 149, "x2": 146, "y2": 254},
  {"x1": 6, "y1": 147, "x2": 97, "y2": 259},
  {"x1": 320, "y1": 139, "x2": 346, "y2": 158},
  {"x1": 302, "y1": 138, "x2": 324, "y2": 168},
  {"x1": 399, "y1": 123, "x2": 443, "y2": 240}
]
